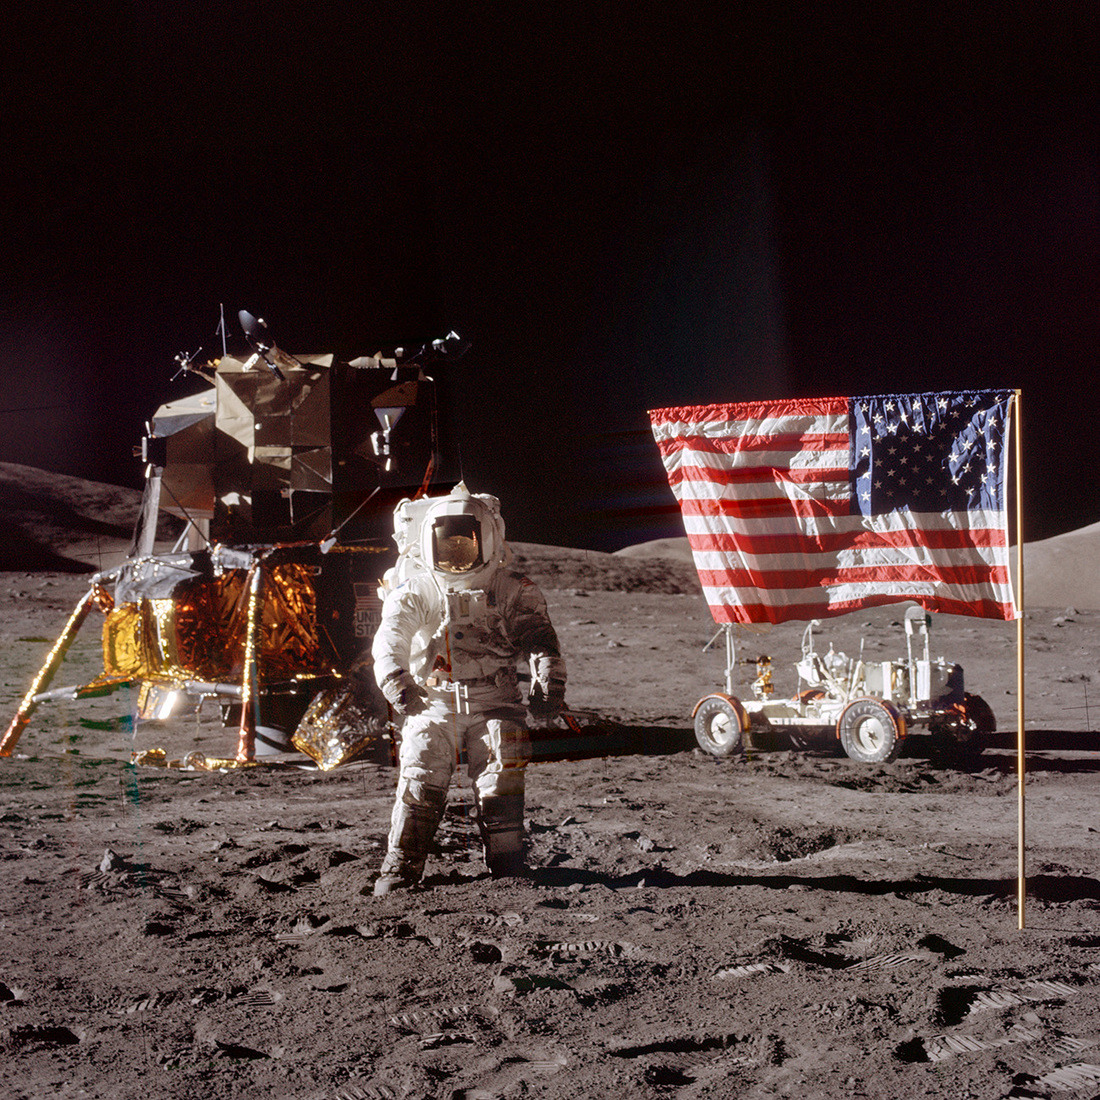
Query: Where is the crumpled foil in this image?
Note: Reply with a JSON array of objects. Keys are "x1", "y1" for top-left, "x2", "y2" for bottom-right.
[
  {"x1": 292, "y1": 684, "x2": 385, "y2": 770},
  {"x1": 130, "y1": 747, "x2": 169, "y2": 767},
  {"x1": 181, "y1": 752, "x2": 261, "y2": 771},
  {"x1": 102, "y1": 562, "x2": 329, "y2": 683}
]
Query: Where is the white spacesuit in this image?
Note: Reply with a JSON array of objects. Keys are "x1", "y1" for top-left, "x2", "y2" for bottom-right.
[{"x1": 370, "y1": 483, "x2": 566, "y2": 895}]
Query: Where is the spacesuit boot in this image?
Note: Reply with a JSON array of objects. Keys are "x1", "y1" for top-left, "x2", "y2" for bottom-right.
[
  {"x1": 476, "y1": 792, "x2": 527, "y2": 878},
  {"x1": 373, "y1": 782, "x2": 448, "y2": 896}
]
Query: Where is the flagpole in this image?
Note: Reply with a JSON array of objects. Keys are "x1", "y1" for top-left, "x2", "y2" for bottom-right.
[{"x1": 1014, "y1": 389, "x2": 1026, "y2": 929}]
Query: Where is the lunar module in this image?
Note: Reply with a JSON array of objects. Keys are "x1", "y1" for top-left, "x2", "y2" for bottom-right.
[
  {"x1": 0, "y1": 312, "x2": 469, "y2": 768},
  {"x1": 693, "y1": 607, "x2": 996, "y2": 763}
]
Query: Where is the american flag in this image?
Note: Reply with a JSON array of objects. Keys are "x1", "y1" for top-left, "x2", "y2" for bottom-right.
[{"x1": 649, "y1": 391, "x2": 1017, "y2": 624}]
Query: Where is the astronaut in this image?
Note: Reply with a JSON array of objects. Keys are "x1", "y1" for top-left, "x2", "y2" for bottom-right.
[{"x1": 370, "y1": 483, "x2": 566, "y2": 896}]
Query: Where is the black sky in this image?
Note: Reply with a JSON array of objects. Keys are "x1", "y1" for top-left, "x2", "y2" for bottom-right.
[{"x1": 2, "y1": 2, "x2": 1097, "y2": 550}]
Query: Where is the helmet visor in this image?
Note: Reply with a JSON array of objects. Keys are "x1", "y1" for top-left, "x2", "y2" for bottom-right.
[{"x1": 432, "y1": 514, "x2": 482, "y2": 573}]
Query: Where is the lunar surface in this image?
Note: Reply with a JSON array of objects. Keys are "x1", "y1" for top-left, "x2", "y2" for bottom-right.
[{"x1": 2, "y1": 467, "x2": 1099, "y2": 1099}]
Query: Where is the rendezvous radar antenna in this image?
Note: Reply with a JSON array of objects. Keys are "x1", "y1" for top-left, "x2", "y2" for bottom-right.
[{"x1": 217, "y1": 302, "x2": 228, "y2": 358}]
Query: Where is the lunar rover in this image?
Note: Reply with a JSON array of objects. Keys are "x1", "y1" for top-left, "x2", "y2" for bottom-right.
[{"x1": 692, "y1": 606, "x2": 996, "y2": 763}]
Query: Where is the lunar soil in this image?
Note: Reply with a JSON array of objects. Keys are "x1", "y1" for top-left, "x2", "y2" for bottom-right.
[{"x1": 2, "y1": 556, "x2": 1100, "y2": 1100}]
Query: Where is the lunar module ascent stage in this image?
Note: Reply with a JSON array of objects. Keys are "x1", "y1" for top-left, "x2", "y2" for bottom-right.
[{"x1": 1, "y1": 313, "x2": 468, "y2": 767}]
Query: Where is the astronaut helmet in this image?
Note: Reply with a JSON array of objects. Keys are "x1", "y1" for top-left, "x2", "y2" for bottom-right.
[{"x1": 418, "y1": 482, "x2": 506, "y2": 588}]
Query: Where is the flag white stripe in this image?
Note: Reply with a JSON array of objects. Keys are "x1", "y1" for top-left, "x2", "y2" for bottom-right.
[
  {"x1": 666, "y1": 447, "x2": 848, "y2": 474},
  {"x1": 688, "y1": 544, "x2": 1008, "y2": 573},
  {"x1": 670, "y1": 482, "x2": 849, "y2": 502},
  {"x1": 678, "y1": 509, "x2": 1008, "y2": 537},
  {"x1": 672, "y1": 481, "x2": 850, "y2": 504}
]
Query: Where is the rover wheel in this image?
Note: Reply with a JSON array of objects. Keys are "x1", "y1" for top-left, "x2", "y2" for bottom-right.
[
  {"x1": 960, "y1": 693, "x2": 996, "y2": 735},
  {"x1": 837, "y1": 697, "x2": 905, "y2": 764},
  {"x1": 932, "y1": 693, "x2": 996, "y2": 761},
  {"x1": 693, "y1": 694, "x2": 746, "y2": 757}
]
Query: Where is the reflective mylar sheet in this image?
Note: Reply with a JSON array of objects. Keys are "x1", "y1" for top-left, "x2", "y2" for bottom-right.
[
  {"x1": 291, "y1": 684, "x2": 384, "y2": 770},
  {"x1": 102, "y1": 563, "x2": 330, "y2": 683}
]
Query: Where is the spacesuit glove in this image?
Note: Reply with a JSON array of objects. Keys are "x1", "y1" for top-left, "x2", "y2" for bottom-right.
[
  {"x1": 381, "y1": 670, "x2": 428, "y2": 717},
  {"x1": 528, "y1": 679, "x2": 566, "y2": 718}
]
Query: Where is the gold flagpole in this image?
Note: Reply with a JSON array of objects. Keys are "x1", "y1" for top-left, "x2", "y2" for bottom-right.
[{"x1": 1014, "y1": 389, "x2": 1026, "y2": 929}]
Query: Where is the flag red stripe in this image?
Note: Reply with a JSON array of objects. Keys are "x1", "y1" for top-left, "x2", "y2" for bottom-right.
[
  {"x1": 668, "y1": 464, "x2": 847, "y2": 488},
  {"x1": 655, "y1": 432, "x2": 849, "y2": 456},
  {"x1": 698, "y1": 562, "x2": 1010, "y2": 589},
  {"x1": 649, "y1": 396, "x2": 850, "y2": 425},
  {"x1": 678, "y1": 495, "x2": 851, "y2": 519},
  {"x1": 708, "y1": 593, "x2": 1015, "y2": 625}
]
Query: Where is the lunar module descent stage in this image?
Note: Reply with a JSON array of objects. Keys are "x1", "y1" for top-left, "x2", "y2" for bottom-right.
[{"x1": 0, "y1": 312, "x2": 471, "y2": 768}]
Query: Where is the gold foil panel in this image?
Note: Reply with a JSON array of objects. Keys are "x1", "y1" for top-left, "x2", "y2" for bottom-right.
[
  {"x1": 102, "y1": 563, "x2": 331, "y2": 685},
  {"x1": 198, "y1": 563, "x2": 324, "y2": 678},
  {"x1": 102, "y1": 600, "x2": 190, "y2": 680},
  {"x1": 148, "y1": 599, "x2": 185, "y2": 673},
  {"x1": 102, "y1": 604, "x2": 147, "y2": 678},
  {"x1": 257, "y1": 563, "x2": 326, "y2": 677},
  {"x1": 131, "y1": 747, "x2": 168, "y2": 767},
  {"x1": 172, "y1": 572, "x2": 247, "y2": 681},
  {"x1": 181, "y1": 752, "x2": 262, "y2": 771},
  {"x1": 292, "y1": 685, "x2": 383, "y2": 770}
]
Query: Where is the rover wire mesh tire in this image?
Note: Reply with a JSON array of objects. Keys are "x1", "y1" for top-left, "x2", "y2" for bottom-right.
[
  {"x1": 693, "y1": 695, "x2": 746, "y2": 757},
  {"x1": 961, "y1": 693, "x2": 996, "y2": 734},
  {"x1": 837, "y1": 697, "x2": 905, "y2": 764},
  {"x1": 932, "y1": 692, "x2": 996, "y2": 762},
  {"x1": 931, "y1": 692, "x2": 996, "y2": 741}
]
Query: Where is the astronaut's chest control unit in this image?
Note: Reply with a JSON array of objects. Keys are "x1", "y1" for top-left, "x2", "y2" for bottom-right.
[{"x1": 692, "y1": 606, "x2": 996, "y2": 764}]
